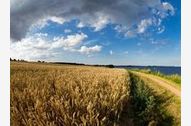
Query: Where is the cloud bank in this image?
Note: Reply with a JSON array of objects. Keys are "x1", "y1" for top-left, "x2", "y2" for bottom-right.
[
  {"x1": 11, "y1": 0, "x2": 175, "y2": 41},
  {"x1": 11, "y1": 32, "x2": 102, "y2": 60}
]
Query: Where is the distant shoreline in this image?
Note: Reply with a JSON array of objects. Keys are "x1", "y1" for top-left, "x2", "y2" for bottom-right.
[
  {"x1": 10, "y1": 59, "x2": 181, "y2": 68},
  {"x1": 10, "y1": 60, "x2": 181, "y2": 75},
  {"x1": 116, "y1": 66, "x2": 181, "y2": 75}
]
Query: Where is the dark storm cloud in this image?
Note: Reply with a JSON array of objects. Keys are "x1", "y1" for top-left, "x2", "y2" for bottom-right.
[{"x1": 10, "y1": 0, "x2": 174, "y2": 41}]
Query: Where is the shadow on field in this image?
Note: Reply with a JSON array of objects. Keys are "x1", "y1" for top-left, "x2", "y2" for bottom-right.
[{"x1": 119, "y1": 73, "x2": 174, "y2": 126}]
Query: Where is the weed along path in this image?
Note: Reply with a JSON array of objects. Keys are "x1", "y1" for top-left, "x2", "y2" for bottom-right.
[
  {"x1": 128, "y1": 70, "x2": 181, "y2": 126},
  {"x1": 131, "y1": 71, "x2": 181, "y2": 97}
]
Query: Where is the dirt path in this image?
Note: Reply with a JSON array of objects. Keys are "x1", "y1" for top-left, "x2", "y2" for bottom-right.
[{"x1": 131, "y1": 71, "x2": 181, "y2": 97}]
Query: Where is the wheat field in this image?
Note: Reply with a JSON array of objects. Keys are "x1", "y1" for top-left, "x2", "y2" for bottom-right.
[{"x1": 11, "y1": 62, "x2": 130, "y2": 126}]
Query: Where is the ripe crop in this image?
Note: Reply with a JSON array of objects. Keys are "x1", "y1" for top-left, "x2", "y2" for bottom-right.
[{"x1": 11, "y1": 62, "x2": 129, "y2": 125}]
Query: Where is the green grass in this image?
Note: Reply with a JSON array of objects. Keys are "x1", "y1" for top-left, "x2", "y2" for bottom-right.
[
  {"x1": 126, "y1": 72, "x2": 174, "y2": 126},
  {"x1": 132, "y1": 68, "x2": 181, "y2": 85}
]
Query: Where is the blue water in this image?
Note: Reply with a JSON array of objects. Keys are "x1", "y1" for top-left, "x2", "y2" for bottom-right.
[{"x1": 115, "y1": 66, "x2": 181, "y2": 75}]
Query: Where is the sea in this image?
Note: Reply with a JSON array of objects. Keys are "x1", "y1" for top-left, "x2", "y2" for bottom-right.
[{"x1": 115, "y1": 66, "x2": 181, "y2": 75}]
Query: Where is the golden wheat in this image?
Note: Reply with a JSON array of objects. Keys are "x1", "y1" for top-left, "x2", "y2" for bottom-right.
[{"x1": 11, "y1": 62, "x2": 130, "y2": 126}]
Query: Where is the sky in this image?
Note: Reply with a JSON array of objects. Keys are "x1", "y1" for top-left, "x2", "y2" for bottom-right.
[{"x1": 10, "y1": 0, "x2": 180, "y2": 66}]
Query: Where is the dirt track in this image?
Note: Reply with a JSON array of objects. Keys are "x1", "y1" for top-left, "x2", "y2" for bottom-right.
[{"x1": 132, "y1": 71, "x2": 181, "y2": 97}]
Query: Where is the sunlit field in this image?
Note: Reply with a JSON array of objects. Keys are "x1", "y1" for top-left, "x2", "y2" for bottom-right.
[
  {"x1": 11, "y1": 61, "x2": 180, "y2": 126},
  {"x1": 11, "y1": 62, "x2": 129, "y2": 125}
]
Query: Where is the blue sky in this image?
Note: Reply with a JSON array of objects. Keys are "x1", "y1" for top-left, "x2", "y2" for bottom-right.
[{"x1": 11, "y1": 0, "x2": 180, "y2": 66}]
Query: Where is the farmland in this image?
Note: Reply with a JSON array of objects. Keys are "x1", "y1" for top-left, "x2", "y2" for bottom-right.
[{"x1": 11, "y1": 62, "x2": 180, "y2": 126}]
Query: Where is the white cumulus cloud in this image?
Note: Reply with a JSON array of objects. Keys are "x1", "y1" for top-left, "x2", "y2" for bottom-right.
[
  {"x1": 137, "y1": 19, "x2": 153, "y2": 34},
  {"x1": 11, "y1": 36, "x2": 54, "y2": 60},
  {"x1": 51, "y1": 33, "x2": 88, "y2": 48},
  {"x1": 78, "y1": 45, "x2": 102, "y2": 55},
  {"x1": 49, "y1": 16, "x2": 66, "y2": 24},
  {"x1": 11, "y1": 32, "x2": 101, "y2": 60}
]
